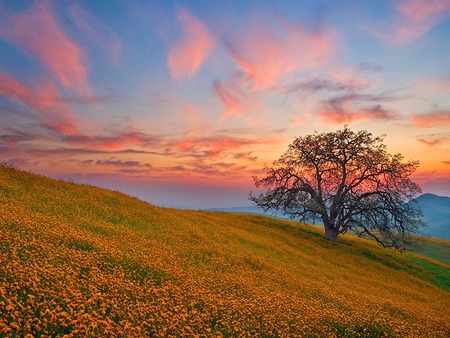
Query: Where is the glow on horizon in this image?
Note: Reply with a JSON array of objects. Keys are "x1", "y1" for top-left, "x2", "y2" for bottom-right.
[{"x1": 0, "y1": 0, "x2": 449, "y2": 208}]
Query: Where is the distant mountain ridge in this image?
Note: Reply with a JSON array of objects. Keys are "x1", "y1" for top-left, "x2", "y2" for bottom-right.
[
  {"x1": 209, "y1": 193, "x2": 450, "y2": 240},
  {"x1": 414, "y1": 193, "x2": 450, "y2": 240}
]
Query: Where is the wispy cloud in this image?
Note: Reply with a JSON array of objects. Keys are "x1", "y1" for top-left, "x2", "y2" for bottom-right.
[
  {"x1": 320, "y1": 105, "x2": 392, "y2": 124},
  {"x1": 0, "y1": 1, "x2": 89, "y2": 92},
  {"x1": 412, "y1": 110, "x2": 450, "y2": 128},
  {"x1": 212, "y1": 79, "x2": 244, "y2": 119},
  {"x1": 0, "y1": 131, "x2": 35, "y2": 150},
  {"x1": 417, "y1": 133, "x2": 450, "y2": 146},
  {"x1": 371, "y1": 0, "x2": 450, "y2": 44},
  {"x1": 167, "y1": 7, "x2": 215, "y2": 80},
  {"x1": 0, "y1": 71, "x2": 58, "y2": 111},
  {"x1": 282, "y1": 78, "x2": 349, "y2": 95},
  {"x1": 224, "y1": 15, "x2": 336, "y2": 91},
  {"x1": 234, "y1": 152, "x2": 258, "y2": 162},
  {"x1": 212, "y1": 77, "x2": 259, "y2": 120},
  {"x1": 318, "y1": 92, "x2": 399, "y2": 123},
  {"x1": 1, "y1": 115, "x2": 270, "y2": 181},
  {"x1": 281, "y1": 63, "x2": 382, "y2": 96},
  {"x1": 60, "y1": 88, "x2": 122, "y2": 105},
  {"x1": 96, "y1": 159, "x2": 152, "y2": 168},
  {"x1": 68, "y1": 3, "x2": 122, "y2": 65},
  {"x1": 425, "y1": 75, "x2": 450, "y2": 93},
  {"x1": 172, "y1": 133, "x2": 266, "y2": 160},
  {"x1": 0, "y1": 71, "x2": 80, "y2": 135},
  {"x1": 63, "y1": 131, "x2": 161, "y2": 151}
]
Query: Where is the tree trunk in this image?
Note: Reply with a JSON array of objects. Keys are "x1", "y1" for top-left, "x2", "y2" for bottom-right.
[{"x1": 325, "y1": 226, "x2": 339, "y2": 242}]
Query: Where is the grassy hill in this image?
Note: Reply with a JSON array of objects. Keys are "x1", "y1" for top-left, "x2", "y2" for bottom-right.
[{"x1": 1, "y1": 164, "x2": 449, "y2": 337}]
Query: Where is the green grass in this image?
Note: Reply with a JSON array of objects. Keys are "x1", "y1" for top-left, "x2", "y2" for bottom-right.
[
  {"x1": 406, "y1": 236, "x2": 450, "y2": 265},
  {"x1": 410, "y1": 257, "x2": 450, "y2": 291}
]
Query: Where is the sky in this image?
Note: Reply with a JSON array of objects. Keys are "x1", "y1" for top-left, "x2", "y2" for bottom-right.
[{"x1": 0, "y1": 0, "x2": 449, "y2": 208}]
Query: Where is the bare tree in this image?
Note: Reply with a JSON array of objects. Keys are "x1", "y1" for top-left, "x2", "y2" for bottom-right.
[{"x1": 251, "y1": 127, "x2": 424, "y2": 250}]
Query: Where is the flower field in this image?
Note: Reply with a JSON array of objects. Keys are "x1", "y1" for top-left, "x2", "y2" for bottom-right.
[{"x1": 1, "y1": 163, "x2": 449, "y2": 337}]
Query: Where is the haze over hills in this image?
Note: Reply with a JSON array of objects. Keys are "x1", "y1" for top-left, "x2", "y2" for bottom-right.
[
  {"x1": 210, "y1": 193, "x2": 450, "y2": 240},
  {"x1": 1, "y1": 164, "x2": 450, "y2": 337},
  {"x1": 414, "y1": 194, "x2": 450, "y2": 240}
]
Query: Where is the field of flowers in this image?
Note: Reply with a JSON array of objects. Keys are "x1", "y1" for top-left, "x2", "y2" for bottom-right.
[{"x1": 1, "y1": 163, "x2": 449, "y2": 337}]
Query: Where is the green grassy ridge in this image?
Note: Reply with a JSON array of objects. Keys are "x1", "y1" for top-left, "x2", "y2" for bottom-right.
[
  {"x1": 1, "y1": 164, "x2": 450, "y2": 337},
  {"x1": 406, "y1": 236, "x2": 450, "y2": 265}
]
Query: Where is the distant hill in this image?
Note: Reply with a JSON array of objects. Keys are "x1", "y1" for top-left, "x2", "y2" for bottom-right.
[
  {"x1": 210, "y1": 193, "x2": 450, "y2": 240},
  {"x1": 209, "y1": 205, "x2": 284, "y2": 217},
  {"x1": 415, "y1": 193, "x2": 450, "y2": 240},
  {"x1": 208, "y1": 206, "x2": 321, "y2": 224},
  {"x1": 1, "y1": 164, "x2": 449, "y2": 337}
]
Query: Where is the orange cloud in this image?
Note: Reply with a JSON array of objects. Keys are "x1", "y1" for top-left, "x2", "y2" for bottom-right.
[
  {"x1": 0, "y1": 1, "x2": 89, "y2": 92},
  {"x1": 172, "y1": 132, "x2": 267, "y2": 161},
  {"x1": 224, "y1": 18, "x2": 336, "y2": 91},
  {"x1": 167, "y1": 8, "x2": 215, "y2": 80},
  {"x1": 412, "y1": 111, "x2": 450, "y2": 128},
  {"x1": 373, "y1": 0, "x2": 450, "y2": 44}
]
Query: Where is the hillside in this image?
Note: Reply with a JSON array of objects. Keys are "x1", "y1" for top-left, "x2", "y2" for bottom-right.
[
  {"x1": 0, "y1": 164, "x2": 449, "y2": 337},
  {"x1": 209, "y1": 206, "x2": 450, "y2": 265}
]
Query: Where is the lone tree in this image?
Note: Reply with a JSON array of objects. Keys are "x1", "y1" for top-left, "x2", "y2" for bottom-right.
[{"x1": 251, "y1": 127, "x2": 424, "y2": 250}]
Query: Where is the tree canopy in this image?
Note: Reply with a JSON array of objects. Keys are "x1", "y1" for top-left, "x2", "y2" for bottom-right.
[{"x1": 251, "y1": 127, "x2": 424, "y2": 250}]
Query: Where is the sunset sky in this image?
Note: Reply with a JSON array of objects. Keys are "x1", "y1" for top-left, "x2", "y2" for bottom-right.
[{"x1": 1, "y1": 0, "x2": 449, "y2": 208}]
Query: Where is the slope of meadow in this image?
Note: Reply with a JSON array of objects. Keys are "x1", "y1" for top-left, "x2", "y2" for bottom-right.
[{"x1": 0, "y1": 164, "x2": 449, "y2": 337}]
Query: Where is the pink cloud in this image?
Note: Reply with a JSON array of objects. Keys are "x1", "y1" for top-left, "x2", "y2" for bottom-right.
[
  {"x1": 373, "y1": 0, "x2": 450, "y2": 44},
  {"x1": 0, "y1": 71, "x2": 79, "y2": 135},
  {"x1": 412, "y1": 111, "x2": 450, "y2": 128},
  {"x1": 0, "y1": 72, "x2": 58, "y2": 111},
  {"x1": 167, "y1": 8, "x2": 215, "y2": 80},
  {"x1": 212, "y1": 78, "x2": 259, "y2": 120},
  {"x1": 213, "y1": 80, "x2": 243, "y2": 119},
  {"x1": 6, "y1": 139, "x2": 16, "y2": 150},
  {"x1": 396, "y1": 0, "x2": 449, "y2": 25},
  {"x1": 224, "y1": 18, "x2": 336, "y2": 91},
  {"x1": 0, "y1": 2, "x2": 89, "y2": 92}
]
